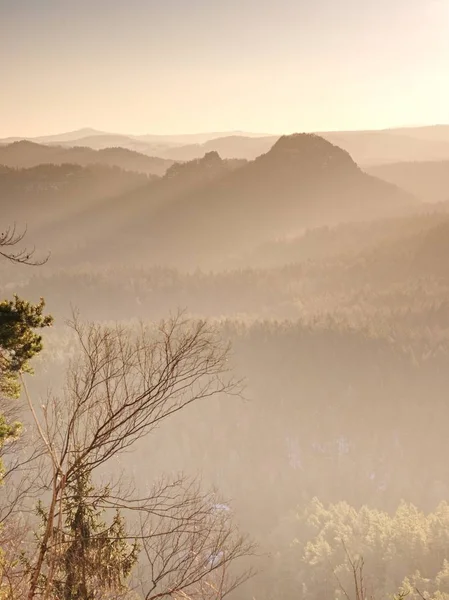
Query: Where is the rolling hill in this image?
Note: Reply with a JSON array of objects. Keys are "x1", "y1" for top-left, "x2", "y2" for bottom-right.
[
  {"x1": 0, "y1": 163, "x2": 150, "y2": 259},
  {"x1": 321, "y1": 130, "x2": 449, "y2": 166},
  {"x1": 366, "y1": 160, "x2": 449, "y2": 203},
  {"x1": 51, "y1": 134, "x2": 159, "y2": 153},
  {"x1": 0, "y1": 134, "x2": 417, "y2": 270},
  {"x1": 162, "y1": 135, "x2": 279, "y2": 161},
  {"x1": 388, "y1": 125, "x2": 449, "y2": 143},
  {"x1": 0, "y1": 141, "x2": 174, "y2": 175},
  {"x1": 87, "y1": 133, "x2": 417, "y2": 268},
  {"x1": 0, "y1": 128, "x2": 105, "y2": 145},
  {"x1": 3, "y1": 125, "x2": 449, "y2": 166},
  {"x1": 143, "y1": 126, "x2": 449, "y2": 165}
]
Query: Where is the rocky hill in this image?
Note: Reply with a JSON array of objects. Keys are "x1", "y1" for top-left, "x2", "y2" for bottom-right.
[{"x1": 101, "y1": 134, "x2": 416, "y2": 267}]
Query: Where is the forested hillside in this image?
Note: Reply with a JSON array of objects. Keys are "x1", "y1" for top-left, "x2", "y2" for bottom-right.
[
  {"x1": 0, "y1": 140, "x2": 174, "y2": 175},
  {"x1": 1, "y1": 131, "x2": 449, "y2": 600},
  {"x1": 1, "y1": 134, "x2": 415, "y2": 270}
]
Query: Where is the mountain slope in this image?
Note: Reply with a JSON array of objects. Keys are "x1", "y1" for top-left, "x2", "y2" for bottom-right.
[
  {"x1": 34, "y1": 128, "x2": 105, "y2": 143},
  {"x1": 3, "y1": 125, "x2": 449, "y2": 165},
  {"x1": 0, "y1": 163, "x2": 149, "y2": 221},
  {"x1": 321, "y1": 130, "x2": 449, "y2": 166},
  {"x1": 162, "y1": 135, "x2": 279, "y2": 161},
  {"x1": 1, "y1": 134, "x2": 416, "y2": 269},
  {"x1": 366, "y1": 161, "x2": 449, "y2": 203},
  {"x1": 0, "y1": 163, "x2": 151, "y2": 266},
  {"x1": 0, "y1": 141, "x2": 174, "y2": 175},
  {"x1": 136, "y1": 131, "x2": 271, "y2": 144},
  {"x1": 388, "y1": 125, "x2": 449, "y2": 143},
  {"x1": 53, "y1": 134, "x2": 156, "y2": 152},
  {"x1": 0, "y1": 128, "x2": 106, "y2": 145},
  {"x1": 154, "y1": 127, "x2": 449, "y2": 165},
  {"x1": 105, "y1": 134, "x2": 416, "y2": 267}
]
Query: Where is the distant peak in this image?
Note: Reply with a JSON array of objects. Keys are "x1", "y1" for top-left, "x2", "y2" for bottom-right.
[
  {"x1": 266, "y1": 133, "x2": 357, "y2": 168},
  {"x1": 164, "y1": 150, "x2": 226, "y2": 181},
  {"x1": 10, "y1": 139, "x2": 45, "y2": 147},
  {"x1": 271, "y1": 133, "x2": 337, "y2": 152},
  {"x1": 203, "y1": 151, "x2": 222, "y2": 162}
]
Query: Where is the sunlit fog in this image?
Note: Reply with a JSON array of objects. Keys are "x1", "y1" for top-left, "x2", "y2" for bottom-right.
[{"x1": 1, "y1": 1, "x2": 449, "y2": 599}]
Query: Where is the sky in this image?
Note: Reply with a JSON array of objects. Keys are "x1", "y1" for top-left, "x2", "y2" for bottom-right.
[{"x1": 0, "y1": 0, "x2": 448, "y2": 137}]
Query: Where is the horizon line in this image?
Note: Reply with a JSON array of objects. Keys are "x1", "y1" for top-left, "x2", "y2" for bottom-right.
[{"x1": 1, "y1": 122, "x2": 448, "y2": 142}]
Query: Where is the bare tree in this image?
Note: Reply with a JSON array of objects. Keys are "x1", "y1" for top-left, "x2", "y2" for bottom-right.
[
  {"x1": 22, "y1": 314, "x2": 251, "y2": 600},
  {"x1": 0, "y1": 395, "x2": 51, "y2": 599},
  {"x1": 0, "y1": 222, "x2": 50, "y2": 597},
  {"x1": 331, "y1": 541, "x2": 372, "y2": 600},
  {"x1": 0, "y1": 224, "x2": 48, "y2": 266},
  {"x1": 137, "y1": 481, "x2": 255, "y2": 599},
  {"x1": 0, "y1": 515, "x2": 32, "y2": 599},
  {"x1": 173, "y1": 558, "x2": 252, "y2": 600},
  {"x1": 0, "y1": 387, "x2": 46, "y2": 529}
]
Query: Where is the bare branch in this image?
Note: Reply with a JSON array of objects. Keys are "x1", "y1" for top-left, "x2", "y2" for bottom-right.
[
  {"x1": 0, "y1": 223, "x2": 49, "y2": 266},
  {"x1": 136, "y1": 481, "x2": 255, "y2": 600},
  {"x1": 52, "y1": 314, "x2": 241, "y2": 482},
  {"x1": 23, "y1": 314, "x2": 249, "y2": 600}
]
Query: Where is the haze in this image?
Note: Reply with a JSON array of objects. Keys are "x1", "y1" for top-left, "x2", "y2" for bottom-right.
[
  {"x1": 1, "y1": 0, "x2": 448, "y2": 137},
  {"x1": 3, "y1": 2, "x2": 449, "y2": 600}
]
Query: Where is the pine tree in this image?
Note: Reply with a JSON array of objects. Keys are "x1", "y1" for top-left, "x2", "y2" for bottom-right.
[
  {"x1": 34, "y1": 471, "x2": 139, "y2": 600},
  {"x1": 0, "y1": 295, "x2": 53, "y2": 400},
  {"x1": 0, "y1": 295, "x2": 52, "y2": 479}
]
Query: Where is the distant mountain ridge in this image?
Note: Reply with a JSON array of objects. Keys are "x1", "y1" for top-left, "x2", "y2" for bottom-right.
[
  {"x1": 162, "y1": 136, "x2": 278, "y2": 161},
  {"x1": 322, "y1": 130, "x2": 449, "y2": 166},
  {"x1": 2, "y1": 124, "x2": 449, "y2": 165},
  {"x1": 0, "y1": 128, "x2": 272, "y2": 150},
  {"x1": 366, "y1": 160, "x2": 449, "y2": 203},
  {"x1": 0, "y1": 133, "x2": 416, "y2": 270},
  {"x1": 0, "y1": 163, "x2": 150, "y2": 247},
  {"x1": 0, "y1": 128, "x2": 105, "y2": 145},
  {"x1": 88, "y1": 133, "x2": 417, "y2": 268},
  {"x1": 0, "y1": 140, "x2": 174, "y2": 176}
]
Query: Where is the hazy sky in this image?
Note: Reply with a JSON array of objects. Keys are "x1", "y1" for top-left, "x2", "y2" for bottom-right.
[{"x1": 1, "y1": 0, "x2": 448, "y2": 136}]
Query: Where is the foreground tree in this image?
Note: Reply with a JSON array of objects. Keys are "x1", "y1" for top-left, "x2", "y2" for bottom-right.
[
  {"x1": 0, "y1": 224, "x2": 52, "y2": 403},
  {"x1": 0, "y1": 295, "x2": 52, "y2": 481},
  {"x1": 23, "y1": 315, "x2": 252, "y2": 600},
  {"x1": 30, "y1": 470, "x2": 139, "y2": 600},
  {"x1": 0, "y1": 225, "x2": 52, "y2": 598},
  {"x1": 0, "y1": 224, "x2": 52, "y2": 478},
  {"x1": 0, "y1": 296, "x2": 53, "y2": 399}
]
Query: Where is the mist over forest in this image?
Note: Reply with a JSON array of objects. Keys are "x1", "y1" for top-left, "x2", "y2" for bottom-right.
[{"x1": 2, "y1": 119, "x2": 449, "y2": 600}]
